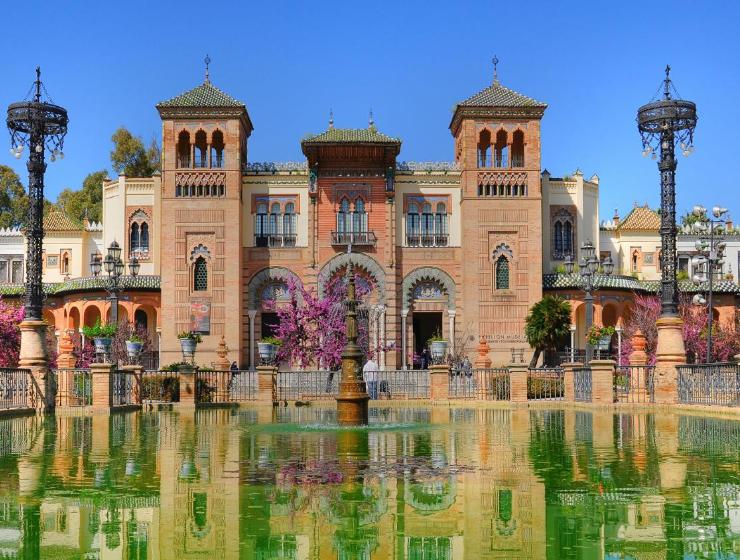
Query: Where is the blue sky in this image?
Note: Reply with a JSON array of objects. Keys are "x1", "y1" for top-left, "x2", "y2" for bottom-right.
[{"x1": 1, "y1": 0, "x2": 738, "y2": 220}]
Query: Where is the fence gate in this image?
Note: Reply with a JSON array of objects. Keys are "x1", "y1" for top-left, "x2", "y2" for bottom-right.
[{"x1": 574, "y1": 366, "x2": 592, "y2": 402}]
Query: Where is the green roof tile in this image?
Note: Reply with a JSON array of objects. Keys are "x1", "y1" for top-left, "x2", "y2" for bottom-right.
[
  {"x1": 457, "y1": 81, "x2": 547, "y2": 108},
  {"x1": 302, "y1": 127, "x2": 400, "y2": 144},
  {"x1": 543, "y1": 274, "x2": 740, "y2": 294},
  {"x1": 0, "y1": 275, "x2": 160, "y2": 298},
  {"x1": 157, "y1": 81, "x2": 244, "y2": 108}
]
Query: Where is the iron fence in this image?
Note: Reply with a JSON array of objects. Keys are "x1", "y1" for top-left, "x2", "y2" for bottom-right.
[
  {"x1": 140, "y1": 370, "x2": 180, "y2": 403},
  {"x1": 528, "y1": 367, "x2": 564, "y2": 400},
  {"x1": 0, "y1": 368, "x2": 31, "y2": 410},
  {"x1": 574, "y1": 366, "x2": 592, "y2": 402},
  {"x1": 449, "y1": 368, "x2": 510, "y2": 400},
  {"x1": 194, "y1": 369, "x2": 257, "y2": 403},
  {"x1": 374, "y1": 369, "x2": 430, "y2": 399},
  {"x1": 277, "y1": 370, "x2": 339, "y2": 401},
  {"x1": 677, "y1": 363, "x2": 740, "y2": 407},
  {"x1": 55, "y1": 369, "x2": 92, "y2": 407},
  {"x1": 614, "y1": 365, "x2": 655, "y2": 403},
  {"x1": 112, "y1": 370, "x2": 136, "y2": 406},
  {"x1": 229, "y1": 369, "x2": 258, "y2": 401}
]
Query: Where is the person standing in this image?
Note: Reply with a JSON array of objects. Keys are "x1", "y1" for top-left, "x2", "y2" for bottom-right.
[{"x1": 363, "y1": 357, "x2": 379, "y2": 399}]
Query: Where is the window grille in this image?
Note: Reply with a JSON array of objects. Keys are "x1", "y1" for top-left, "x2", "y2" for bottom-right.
[
  {"x1": 495, "y1": 255, "x2": 510, "y2": 290},
  {"x1": 194, "y1": 257, "x2": 208, "y2": 291}
]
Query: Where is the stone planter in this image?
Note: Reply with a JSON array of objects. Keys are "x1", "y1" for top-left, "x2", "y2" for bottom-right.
[
  {"x1": 257, "y1": 342, "x2": 277, "y2": 365},
  {"x1": 93, "y1": 337, "x2": 112, "y2": 358},
  {"x1": 596, "y1": 335, "x2": 612, "y2": 351},
  {"x1": 126, "y1": 340, "x2": 143, "y2": 361},
  {"x1": 179, "y1": 337, "x2": 198, "y2": 361},
  {"x1": 429, "y1": 340, "x2": 448, "y2": 365}
]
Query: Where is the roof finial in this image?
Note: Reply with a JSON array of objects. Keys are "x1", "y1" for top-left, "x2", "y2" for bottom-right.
[
  {"x1": 204, "y1": 54, "x2": 211, "y2": 83},
  {"x1": 34, "y1": 66, "x2": 42, "y2": 102},
  {"x1": 492, "y1": 55, "x2": 499, "y2": 85},
  {"x1": 368, "y1": 109, "x2": 376, "y2": 131},
  {"x1": 329, "y1": 109, "x2": 334, "y2": 129},
  {"x1": 663, "y1": 64, "x2": 671, "y2": 100}
]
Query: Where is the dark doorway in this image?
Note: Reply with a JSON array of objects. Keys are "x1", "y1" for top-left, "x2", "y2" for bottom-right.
[
  {"x1": 413, "y1": 312, "x2": 443, "y2": 359},
  {"x1": 261, "y1": 312, "x2": 279, "y2": 339}
]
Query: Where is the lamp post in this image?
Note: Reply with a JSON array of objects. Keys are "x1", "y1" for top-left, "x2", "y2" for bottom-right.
[
  {"x1": 564, "y1": 240, "x2": 614, "y2": 363},
  {"x1": 91, "y1": 241, "x2": 140, "y2": 325},
  {"x1": 690, "y1": 205, "x2": 728, "y2": 363}
]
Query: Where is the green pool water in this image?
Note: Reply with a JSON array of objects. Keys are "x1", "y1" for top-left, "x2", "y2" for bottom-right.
[{"x1": 0, "y1": 406, "x2": 739, "y2": 559}]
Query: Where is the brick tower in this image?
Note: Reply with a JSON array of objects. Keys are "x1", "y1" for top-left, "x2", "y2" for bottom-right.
[
  {"x1": 156, "y1": 69, "x2": 253, "y2": 366},
  {"x1": 451, "y1": 62, "x2": 547, "y2": 363}
]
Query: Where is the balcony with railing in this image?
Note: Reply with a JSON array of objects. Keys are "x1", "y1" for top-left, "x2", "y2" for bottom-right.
[
  {"x1": 477, "y1": 153, "x2": 524, "y2": 169},
  {"x1": 331, "y1": 231, "x2": 377, "y2": 247},
  {"x1": 406, "y1": 234, "x2": 449, "y2": 247},
  {"x1": 255, "y1": 234, "x2": 297, "y2": 248}
]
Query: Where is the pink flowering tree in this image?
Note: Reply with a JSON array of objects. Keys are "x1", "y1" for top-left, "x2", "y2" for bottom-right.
[
  {"x1": 269, "y1": 273, "x2": 371, "y2": 369},
  {"x1": 0, "y1": 297, "x2": 24, "y2": 367}
]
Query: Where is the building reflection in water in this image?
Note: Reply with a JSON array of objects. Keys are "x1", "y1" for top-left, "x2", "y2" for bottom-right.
[{"x1": 0, "y1": 406, "x2": 739, "y2": 559}]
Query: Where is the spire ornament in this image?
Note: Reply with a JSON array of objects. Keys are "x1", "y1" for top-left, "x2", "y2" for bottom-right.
[
  {"x1": 368, "y1": 109, "x2": 376, "y2": 131},
  {"x1": 492, "y1": 55, "x2": 499, "y2": 85},
  {"x1": 204, "y1": 54, "x2": 211, "y2": 83},
  {"x1": 329, "y1": 109, "x2": 334, "y2": 129}
]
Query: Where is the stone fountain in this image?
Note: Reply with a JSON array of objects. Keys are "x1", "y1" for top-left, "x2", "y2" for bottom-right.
[{"x1": 335, "y1": 262, "x2": 370, "y2": 425}]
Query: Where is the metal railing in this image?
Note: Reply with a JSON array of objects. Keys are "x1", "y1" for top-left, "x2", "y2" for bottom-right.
[
  {"x1": 254, "y1": 234, "x2": 297, "y2": 248},
  {"x1": 449, "y1": 368, "x2": 510, "y2": 400},
  {"x1": 528, "y1": 367, "x2": 564, "y2": 400},
  {"x1": 374, "y1": 369, "x2": 429, "y2": 399},
  {"x1": 228, "y1": 369, "x2": 258, "y2": 401},
  {"x1": 277, "y1": 370, "x2": 339, "y2": 401},
  {"x1": 194, "y1": 369, "x2": 258, "y2": 403},
  {"x1": 55, "y1": 369, "x2": 92, "y2": 407},
  {"x1": 140, "y1": 370, "x2": 179, "y2": 403},
  {"x1": 330, "y1": 231, "x2": 377, "y2": 247},
  {"x1": 677, "y1": 363, "x2": 740, "y2": 407},
  {"x1": 406, "y1": 234, "x2": 449, "y2": 247},
  {"x1": 112, "y1": 370, "x2": 136, "y2": 406},
  {"x1": 574, "y1": 366, "x2": 592, "y2": 402},
  {"x1": 614, "y1": 365, "x2": 655, "y2": 403},
  {"x1": 0, "y1": 368, "x2": 31, "y2": 410}
]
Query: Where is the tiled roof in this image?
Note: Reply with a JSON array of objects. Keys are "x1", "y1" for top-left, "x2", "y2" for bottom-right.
[
  {"x1": 157, "y1": 81, "x2": 244, "y2": 108},
  {"x1": 543, "y1": 274, "x2": 740, "y2": 295},
  {"x1": 302, "y1": 127, "x2": 400, "y2": 144},
  {"x1": 457, "y1": 81, "x2": 547, "y2": 108},
  {"x1": 0, "y1": 275, "x2": 160, "y2": 297},
  {"x1": 43, "y1": 211, "x2": 82, "y2": 231},
  {"x1": 617, "y1": 206, "x2": 661, "y2": 231}
]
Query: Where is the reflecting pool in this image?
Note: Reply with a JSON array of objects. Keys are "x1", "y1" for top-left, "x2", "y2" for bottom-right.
[{"x1": 1, "y1": 406, "x2": 739, "y2": 559}]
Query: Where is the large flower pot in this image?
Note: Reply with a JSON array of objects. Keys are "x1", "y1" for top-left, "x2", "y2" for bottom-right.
[
  {"x1": 179, "y1": 338, "x2": 198, "y2": 360},
  {"x1": 93, "y1": 337, "x2": 112, "y2": 358},
  {"x1": 429, "y1": 341, "x2": 448, "y2": 365},
  {"x1": 257, "y1": 342, "x2": 277, "y2": 365},
  {"x1": 596, "y1": 335, "x2": 612, "y2": 351},
  {"x1": 126, "y1": 340, "x2": 143, "y2": 361}
]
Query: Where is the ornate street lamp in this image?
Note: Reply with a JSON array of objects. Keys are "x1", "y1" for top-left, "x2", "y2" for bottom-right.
[
  {"x1": 6, "y1": 68, "x2": 68, "y2": 324},
  {"x1": 564, "y1": 240, "x2": 614, "y2": 363},
  {"x1": 638, "y1": 66, "x2": 697, "y2": 319},
  {"x1": 91, "y1": 241, "x2": 139, "y2": 325},
  {"x1": 690, "y1": 205, "x2": 728, "y2": 363}
]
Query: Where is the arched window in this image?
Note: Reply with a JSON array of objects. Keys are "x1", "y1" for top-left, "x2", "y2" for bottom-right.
[
  {"x1": 421, "y1": 203, "x2": 433, "y2": 246},
  {"x1": 194, "y1": 130, "x2": 208, "y2": 168},
  {"x1": 554, "y1": 222, "x2": 563, "y2": 254},
  {"x1": 255, "y1": 203, "x2": 268, "y2": 247},
  {"x1": 552, "y1": 209, "x2": 574, "y2": 260},
  {"x1": 337, "y1": 198, "x2": 350, "y2": 235},
  {"x1": 352, "y1": 199, "x2": 367, "y2": 233},
  {"x1": 129, "y1": 210, "x2": 150, "y2": 256},
  {"x1": 130, "y1": 222, "x2": 140, "y2": 252},
  {"x1": 435, "y1": 203, "x2": 448, "y2": 246},
  {"x1": 478, "y1": 129, "x2": 491, "y2": 167},
  {"x1": 61, "y1": 252, "x2": 70, "y2": 275},
  {"x1": 177, "y1": 131, "x2": 190, "y2": 168},
  {"x1": 134, "y1": 309, "x2": 148, "y2": 331},
  {"x1": 269, "y1": 203, "x2": 281, "y2": 247},
  {"x1": 495, "y1": 255, "x2": 510, "y2": 290},
  {"x1": 407, "y1": 203, "x2": 420, "y2": 246},
  {"x1": 194, "y1": 257, "x2": 208, "y2": 291},
  {"x1": 494, "y1": 130, "x2": 508, "y2": 168},
  {"x1": 283, "y1": 202, "x2": 296, "y2": 246},
  {"x1": 632, "y1": 251, "x2": 639, "y2": 272},
  {"x1": 210, "y1": 130, "x2": 225, "y2": 168},
  {"x1": 512, "y1": 130, "x2": 525, "y2": 167},
  {"x1": 140, "y1": 222, "x2": 149, "y2": 251},
  {"x1": 563, "y1": 221, "x2": 572, "y2": 254}
]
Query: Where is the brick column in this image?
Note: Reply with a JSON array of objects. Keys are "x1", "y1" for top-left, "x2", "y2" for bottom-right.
[
  {"x1": 590, "y1": 359, "x2": 616, "y2": 405},
  {"x1": 429, "y1": 364, "x2": 450, "y2": 400},
  {"x1": 212, "y1": 336, "x2": 231, "y2": 403},
  {"x1": 121, "y1": 365, "x2": 143, "y2": 405},
  {"x1": 90, "y1": 362, "x2": 115, "y2": 413},
  {"x1": 178, "y1": 364, "x2": 197, "y2": 408},
  {"x1": 654, "y1": 316, "x2": 686, "y2": 405},
  {"x1": 628, "y1": 331, "x2": 649, "y2": 402},
  {"x1": 562, "y1": 362, "x2": 581, "y2": 403},
  {"x1": 509, "y1": 363, "x2": 528, "y2": 403},
  {"x1": 257, "y1": 365, "x2": 277, "y2": 403},
  {"x1": 474, "y1": 336, "x2": 492, "y2": 369}
]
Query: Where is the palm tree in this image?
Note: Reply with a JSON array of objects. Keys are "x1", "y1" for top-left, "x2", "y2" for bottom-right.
[{"x1": 525, "y1": 296, "x2": 572, "y2": 367}]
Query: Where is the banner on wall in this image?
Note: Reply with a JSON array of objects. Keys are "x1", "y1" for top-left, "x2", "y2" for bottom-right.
[{"x1": 190, "y1": 300, "x2": 211, "y2": 334}]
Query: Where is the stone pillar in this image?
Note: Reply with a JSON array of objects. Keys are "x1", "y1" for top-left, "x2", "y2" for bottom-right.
[
  {"x1": 509, "y1": 362, "x2": 528, "y2": 403},
  {"x1": 90, "y1": 362, "x2": 115, "y2": 412},
  {"x1": 629, "y1": 330, "x2": 648, "y2": 366},
  {"x1": 474, "y1": 336, "x2": 492, "y2": 368},
  {"x1": 654, "y1": 316, "x2": 686, "y2": 405},
  {"x1": 212, "y1": 335, "x2": 231, "y2": 402},
  {"x1": 257, "y1": 365, "x2": 277, "y2": 403},
  {"x1": 248, "y1": 310, "x2": 257, "y2": 369},
  {"x1": 562, "y1": 362, "x2": 581, "y2": 403},
  {"x1": 448, "y1": 310, "x2": 456, "y2": 357},
  {"x1": 401, "y1": 309, "x2": 408, "y2": 369},
  {"x1": 590, "y1": 359, "x2": 616, "y2": 405},
  {"x1": 379, "y1": 307, "x2": 386, "y2": 369},
  {"x1": 178, "y1": 363, "x2": 197, "y2": 408},
  {"x1": 54, "y1": 330, "x2": 76, "y2": 408},
  {"x1": 429, "y1": 363, "x2": 450, "y2": 400},
  {"x1": 628, "y1": 330, "x2": 649, "y2": 402},
  {"x1": 121, "y1": 365, "x2": 143, "y2": 405},
  {"x1": 18, "y1": 319, "x2": 52, "y2": 412}
]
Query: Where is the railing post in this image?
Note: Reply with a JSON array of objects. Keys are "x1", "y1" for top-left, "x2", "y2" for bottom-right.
[
  {"x1": 509, "y1": 363, "x2": 529, "y2": 403},
  {"x1": 562, "y1": 362, "x2": 581, "y2": 403},
  {"x1": 178, "y1": 364, "x2": 196, "y2": 408},
  {"x1": 91, "y1": 362, "x2": 115, "y2": 413},
  {"x1": 429, "y1": 364, "x2": 450, "y2": 400},
  {"x1": 257, "y1": 365, "x2": 278, "y2": 403},
  {"x1": 590, "y1": 359, "x2": 616, "y2": 405}
]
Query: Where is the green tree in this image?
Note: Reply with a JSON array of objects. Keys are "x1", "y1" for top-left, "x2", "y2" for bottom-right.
[
  {"x1": 524, "y1": 296, "x2": 572, "y2": 367},
  {"x1": 110, "y1": 127, "x2": 160, "y2": 177},
  {"x1": 55, "y1": 170, "x2": 108, "y2": 223},
  {"x1": 680, "y1": 210, "x2": 702, "y2": 227},
  {"x1": 0, "y1": 165, "x2": 29, "y2": 228}
]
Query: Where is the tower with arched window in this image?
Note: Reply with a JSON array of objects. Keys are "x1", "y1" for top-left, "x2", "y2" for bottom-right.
[
  {"x1": 156, "y1": 73, "x2": 253, "y2": 365},
  {"x1": 451, "y1": 65, "x2": 547, "y2": 362}
]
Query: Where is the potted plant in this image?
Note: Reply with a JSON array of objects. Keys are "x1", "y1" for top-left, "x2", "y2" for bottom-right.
[
  {"x1": 178, "y1": 331, "x2": 202, "y2": 361},
  {"x1": 258, "y1": 336, "x2": 281, "y2": 365},
  {"x1": 82, "y1": 319, "x2": 118, "y2": 358},
  {"x1": 126, "y1": 333, "x2": 144, "y2": 361},
  {"x1": 427, "y1": 331, "x2": 448, "y2": 365},
  {"x1": 587, "y1": 325, "x2": 616, "y2": 351}
]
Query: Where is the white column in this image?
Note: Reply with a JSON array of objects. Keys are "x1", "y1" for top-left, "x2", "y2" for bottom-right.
[
  {"x1": 401, "y1": 309, "x2": 409, "y2": 370},
  {"x1": 448, "y1": 309, "x2": 456, "y2": 358},
  {"x1": 369, "y1": 305, "x2": 377, "y2": 361},
  {"x1": 379, "y1": 306, "x2": 386, "y2": 370},
  {"x1": 248, "y1": 310, "x2": 257, "y2": 369}
]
